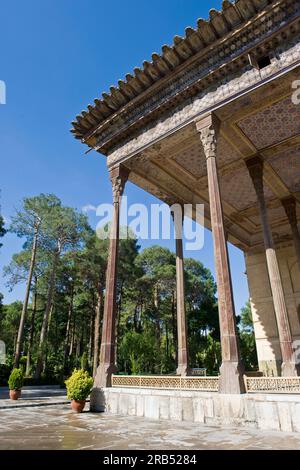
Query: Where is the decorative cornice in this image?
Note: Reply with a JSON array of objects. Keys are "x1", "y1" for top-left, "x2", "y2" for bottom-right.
[{"x1": 71, "y1": 0, "x2": 300, "y2": 152}]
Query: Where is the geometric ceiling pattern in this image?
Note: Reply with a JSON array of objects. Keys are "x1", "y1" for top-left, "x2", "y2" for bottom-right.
[
  {"x1": 249, "y1": 205, "x2": 287, "y2": 227},
  {"x1": 237, "y1": 97, "x2": 300, "y2": 149},
  {"x1": 171, "y1": 136, "x2": 241, "y2": 179},
  {"x1": 171, "y1": 140, "x2": 206, "y2": 178},
  {"x1": 220, "y1": 163, "x2": 274, "y2": 212},
  {"x1": 265, "y1": 145, "x2": 300, "y2": 193}
]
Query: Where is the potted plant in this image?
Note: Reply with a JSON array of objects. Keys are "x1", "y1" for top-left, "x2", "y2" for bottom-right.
[
  {"x1": 8, "y1": 368, "x2": 24, "y2": 400},
  {"x1": 65, "y1": 369, "x2": 93, "y2": 413}
]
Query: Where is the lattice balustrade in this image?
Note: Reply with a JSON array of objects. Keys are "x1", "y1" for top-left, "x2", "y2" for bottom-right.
[
  {"x1": 112, "y1": 375, "x2": 142, "y2": 388},
  {"x1": 112, "y1": 375, "x2": 300, "y2": 393},
  {"x1": 244, "y1": 376, "x2": 300, "y2": 394},
  {"x1": 112, "y1": 375, "x2": 219, "y2": 392}
]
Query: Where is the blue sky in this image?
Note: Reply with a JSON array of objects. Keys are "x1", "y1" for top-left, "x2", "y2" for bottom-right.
[{"x1": 0, "y1": 0, "x2": 249, "y2": 313}]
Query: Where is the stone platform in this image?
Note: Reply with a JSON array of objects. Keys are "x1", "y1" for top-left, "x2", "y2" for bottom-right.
[{"x1": 95, "y1": 388, "x2": 300, "y2": 434}]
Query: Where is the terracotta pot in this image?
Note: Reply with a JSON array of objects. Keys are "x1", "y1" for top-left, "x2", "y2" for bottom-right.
[
  {"x1": 9, "y1": 389, "x2": 21, "y2": 400},
  {"x1": 71, "y1": 399, "x2": 86, "y2": 413}
]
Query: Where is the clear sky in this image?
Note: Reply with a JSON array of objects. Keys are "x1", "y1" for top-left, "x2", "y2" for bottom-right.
[{"x1": 0, "y1": 0, "x2": 249, "y2": 313}]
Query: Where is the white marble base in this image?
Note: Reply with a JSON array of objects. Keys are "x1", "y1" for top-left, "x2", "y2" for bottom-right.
[{"x1": 93, "y1": 387, "x2": 300, "y2": 434}]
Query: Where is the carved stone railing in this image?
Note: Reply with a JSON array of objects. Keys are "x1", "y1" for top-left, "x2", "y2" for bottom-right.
[
  {"x1": 112, "y1": 375, "x2": 219, "y2": 392},
  {"x1": 244, "y1": 376, "x2": 300, "y2": 394}
]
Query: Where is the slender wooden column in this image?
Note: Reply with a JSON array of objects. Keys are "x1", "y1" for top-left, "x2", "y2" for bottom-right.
[
  {"x1": 281, "y1": 196, "x2": 300, "y2": 271},
  {"x1": 246, "y1": 157, "x2": 298, "y2": 377},
  {"x1": 196, "y1": 114, "x2": 245, "y2": 394},
  {"x1": 91, "y1": 166, "x2": 129, "y2": 401},
  {"x1": 171, "y1": 205, "x2": 190, "y2": 376}
]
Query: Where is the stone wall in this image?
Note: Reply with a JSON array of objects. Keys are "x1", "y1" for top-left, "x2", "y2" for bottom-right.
[
  {"x1": 95, "y1": 387, "x2": 300, "y2": 434},
  {"x1": 245, "y1": 244, "x2": 300, "y2": 376}
]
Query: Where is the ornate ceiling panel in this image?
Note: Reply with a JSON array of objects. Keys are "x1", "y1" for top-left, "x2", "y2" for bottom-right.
[
  {"x1": 170, "y1": 136, "x2": 241, "y2": 179},
  {"x1": 171, "y1": 141, "x2": 206, "y2": 178},
  {"x1": 265, "y1": 145, "x2": 300, "y2": 193},
  {"x1": 237, "y1": 97, "x2": 300, "y2": 150},
  {"x1": 220, "y1": 163, "x2": 274, "y2": 211},
  {"x1": 249, "y1": 205, "x2": 287, "y2": 227}
]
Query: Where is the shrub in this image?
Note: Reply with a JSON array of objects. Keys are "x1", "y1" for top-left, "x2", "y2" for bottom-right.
[
  {"x1": 8, "y1": 368, "x2": 24, "y2": 390},
  {"x1": 65, "y1": 369, "x2": 93, "y2": 401}
]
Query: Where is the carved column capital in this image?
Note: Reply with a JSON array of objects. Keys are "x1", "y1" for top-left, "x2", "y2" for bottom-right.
[
  {"x1": 282, "y1": 197, "x2": 297, "y2": 227},
  {"x1": 195, "y1": 113, "x2": 220, "y2": 159},
  {"x1": 109, "y1": 166, "x2": 130, "y2": 203}
]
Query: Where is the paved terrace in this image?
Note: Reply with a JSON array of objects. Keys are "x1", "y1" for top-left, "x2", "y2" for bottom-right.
[
  {"x1": 0, "y1": 386, "x2": 68, "y2": 409},
  {"x1": 0, "y1": 403, "x2": 300, "y2": 450}
]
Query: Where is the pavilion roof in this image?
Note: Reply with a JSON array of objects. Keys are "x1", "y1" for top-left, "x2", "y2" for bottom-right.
[{"x1": 71, "y1": 0, "x2": 273, "y2": 146}]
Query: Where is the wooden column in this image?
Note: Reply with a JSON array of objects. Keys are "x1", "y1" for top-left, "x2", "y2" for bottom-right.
[
  {"x1": 196, "y1": 113, "x2": 245, "y2": 394},
  {"x1": 246, "y1": 157, "x2": 298, "y2": 377},
  {"x1": 171, "y1": 205, "x2": 190, "y2": 376},
  {"x1": 91, "y1": 166, "x2": 129, "y2": 399},
  {"x1": 281, "y1": 196, "x2": 300, "y2": 271}
]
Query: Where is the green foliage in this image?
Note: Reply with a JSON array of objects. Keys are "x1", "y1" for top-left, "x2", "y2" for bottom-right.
[
  {"x1": 9, "y1": 194, "x2": 60, "y2": 236},
  {"x1": 238, "y1": 301, "x2": 258, "y2": 371},
  {"x1": 239, "y1": 332, "x2": 258, "y2": 371},
  {"x1": 239, "y1": 301, "x2": 254, "y2": 333},
  {"x1": 0, "y1": 215, "x2": 6, "y2": 248},
  {"x1": 81, "y1": 352, "x2": 89, "y2": 371},
  {"x1": 118, "y1": 330, "x2": 159, "y2": 374},
  {"x1": 0, "y1": 302, "x2": 22, "y2": 355},
  {"x1": 65, "y1": 369, "x2": 93, "y2": 400},
  {"x1": 0, "y1": 364, "x2": 11, "y2": 386},
  {"x1": 195, "y1": 335, "x2": 221, "y2": 375},
  {"x1": 8, "y1": 368, "x2": 24, "y2": 390}
]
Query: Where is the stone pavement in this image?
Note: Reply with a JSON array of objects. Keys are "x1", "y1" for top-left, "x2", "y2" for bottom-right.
[
  {"x1": 0, "y1": 404, "x2": 300, "y2": 450},
  {"x1": 0, "y1": 386, "x2": 68, "y2": 409}
]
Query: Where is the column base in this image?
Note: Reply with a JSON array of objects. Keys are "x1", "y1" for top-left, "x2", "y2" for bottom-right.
[
  {"x1": 90, "y1": 363, "x2": 117, "y2": 412},
  {"x1": 219, "y1": 361, "x2": 246, "y2": 394},
  {"x1": 281, "y1": 361, "x2": 299, "y2": 377},
  {"x1": 176, "y1": 365, "x2": 191, "y2": 377}
]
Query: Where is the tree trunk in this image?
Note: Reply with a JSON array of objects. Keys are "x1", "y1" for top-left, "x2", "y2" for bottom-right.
[
  {"x1": 25, "y1": 276, "x2": 38, "y2": 376},
  {"x1": 88, "y1": 311, "x2": 94, "y2": 366},
  {"x1": 44, "y1": 304, "x2": 54, "y2": 370},
  {"x1": 93, "y1": 287, "x2": 102, "y2": 377},
  {"x1": 35, "y1": 250, "x2": 59, "y2": 379},
  {"x1": 166, "y1": 322, "x2": 169, "y2": 358},
  {"x1": 63, "y1": 287, "x2": 73, "y2": 372},
  {"x1": 47, "y1": 304, "x2": 54, "y2": 334},
  {"x1": 14, "y1": 222, "x2": 40, "y2": 367},
  {"x1": 154, "y1": 284, "x2": 161, "y2": 342},
  {"x1": 76, "y1": 335, "x2": 81, "y2": 361},
  {"x1": 69, "y1": 316, "x2": 75, "y2": 357}
]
